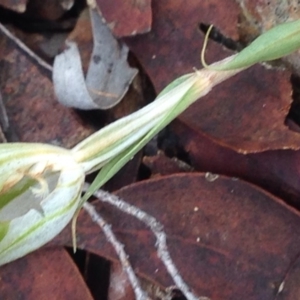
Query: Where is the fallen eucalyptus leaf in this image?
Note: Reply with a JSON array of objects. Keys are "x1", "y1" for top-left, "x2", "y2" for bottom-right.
[
  {"x1": 53, "y1": 8, "x2": 138, "y2": 110},
  {"x1": 53, "y1": 41, "x2": 97, "y2": 110}
]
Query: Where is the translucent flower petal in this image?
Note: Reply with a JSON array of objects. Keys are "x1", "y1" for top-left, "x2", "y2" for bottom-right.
[{"x1": 0, "y1": 144, "x2": 85, "y2": 266}]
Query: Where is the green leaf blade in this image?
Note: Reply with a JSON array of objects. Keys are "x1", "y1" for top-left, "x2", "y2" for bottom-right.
[{"x1": 212, "y1": 19, "x2": 300, "y2": 71}]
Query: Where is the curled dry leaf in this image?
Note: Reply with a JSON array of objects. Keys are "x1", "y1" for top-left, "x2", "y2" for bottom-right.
[{"x1": 53, "y1": 8, "x2": 138, "y2": 110}]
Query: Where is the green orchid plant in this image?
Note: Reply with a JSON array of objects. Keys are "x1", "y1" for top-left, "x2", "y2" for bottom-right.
[{"x1": 0, "y1": 19, "x2": 300, "y2": 266}]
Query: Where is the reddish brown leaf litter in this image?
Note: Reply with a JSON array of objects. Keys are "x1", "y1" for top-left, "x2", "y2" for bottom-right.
[
  {"x1": 179, "y1": 64, "x2": 300, "y2": 153},
  {"x1": 54, "y1": 173, "x2": 300, "y2": 299},
  {"x1": 124, "y1": 0, "x2": 240, "y2": 90},
  {"x1": 143, "y1": 151, "x2": 194, "y2": 177},
  {"x1": 275, "y1": 255, "x2": 300, "y2": 300},
  {"x1": 0, "y1": 248, "x2": 93, "y2": 300},
  {"x1": 96, "y1": 0, "x2": 152, "y2": 37},
  {"x1": 125, "y1": 0, "x2": 300, "y2": 153},
  {"x1": 2, "y1": 1, "x2": 300, "y2": 298},
  {"x1": 0, "y1": 27, "x2": 94, "y2": 146},
  {"x1": 171, "y1": 119, "x2": 300, "y2": 207},
  {"x1": 104, "y1": 149, "x2": 142, "y2": 192}
]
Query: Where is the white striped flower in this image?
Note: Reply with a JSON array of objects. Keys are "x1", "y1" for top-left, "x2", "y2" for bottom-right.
[{"x1": 0, "y1": 143, "x2": 85, "y2": 266}]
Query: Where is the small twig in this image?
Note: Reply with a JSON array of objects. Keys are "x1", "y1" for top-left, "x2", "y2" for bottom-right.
[
  {"x1": 0, "y1": 91, "x2": 8, "y2": 132},
  {"x1": 0, "y1": 125, "x2": 6, "y2": 143},
  {"x1": 0, "y1": 91, "x2": 8, "y2": 143},
  {"x1": 0, "y1": 22, "x2": 53, "y2": 72},
  {"x1": 83, "y1": 184, "x2": 208, "y2": 300},
  {"x1": 83, "y1": 201, "x2": 150, "y2": 300}
]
